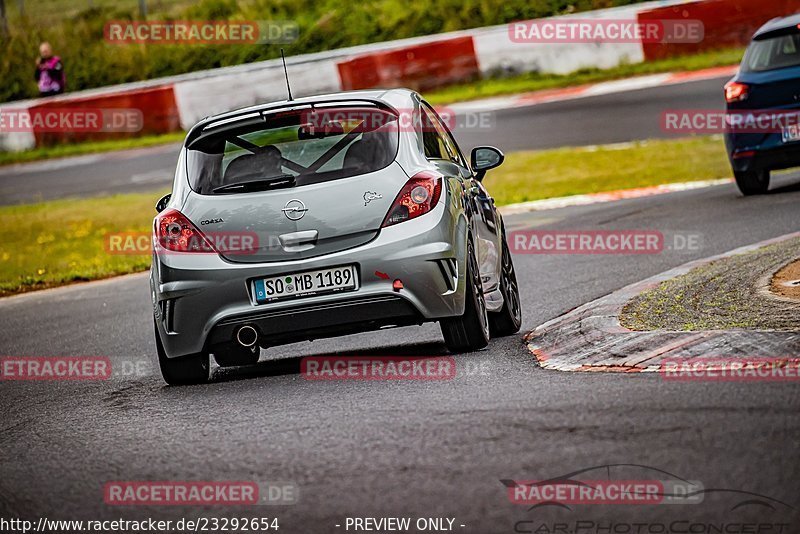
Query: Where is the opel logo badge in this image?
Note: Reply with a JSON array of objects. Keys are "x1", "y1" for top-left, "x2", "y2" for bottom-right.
[{"x1": 282, "y1": 199, "x2": 308, "y2": 221}]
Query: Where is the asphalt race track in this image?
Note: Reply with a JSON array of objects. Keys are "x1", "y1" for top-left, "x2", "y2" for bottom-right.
[
  {"x1": 1, "y1": 172, "x2": 799, "y2": 530},
  {"x1": 0, "y1": 76, "x2": 726, "y2": 206}
]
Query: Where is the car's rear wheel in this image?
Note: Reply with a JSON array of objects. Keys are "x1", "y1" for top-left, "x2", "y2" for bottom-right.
[
  {"x1": 154, "y1": 322, "x2": 210, "y2": 385},
  {"x1": 734, "y1": 170, "x2": 770, "y2": 195},
  {"x1": 440, "y1": 242, "x2": 490, "y2": 353},
  {"x1": 489, "y1": 237, "x2": 522, "y2": 336}
]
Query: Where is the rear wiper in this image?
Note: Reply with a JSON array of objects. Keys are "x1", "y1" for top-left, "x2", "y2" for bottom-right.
[{"x1": 213, "y1": 174, "x2": 296, "y2": 193}]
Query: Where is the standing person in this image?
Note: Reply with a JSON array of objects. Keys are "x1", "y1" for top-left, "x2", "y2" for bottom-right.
[{"x1": 34, "y1": 42, "x2": 66, "y2": 97}]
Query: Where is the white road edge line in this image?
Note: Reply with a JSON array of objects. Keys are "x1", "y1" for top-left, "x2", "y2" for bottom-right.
[
  {"x1": 499, "y1": 178, "x2": 732, "y2": 215},
  {"x1": 2, "y1": 178, "x2": 736, "y2": 301},
  {"x1": 0, "y1": 271, "x2": 150, "y2": 305},
  {"x1": 450, "y1": 67, "x2": 737, "y2": 114}
]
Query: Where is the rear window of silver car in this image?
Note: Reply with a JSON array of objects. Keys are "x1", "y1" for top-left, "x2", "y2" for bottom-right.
[
  {"x1": 186, "y1": 106, "x2": 400, "y2": 195},
  {"x1": 742, "y1": 32, "x2": 800, "y2": 72}
]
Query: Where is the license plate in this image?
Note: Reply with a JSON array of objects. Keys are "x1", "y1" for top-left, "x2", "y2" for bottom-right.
[
  {"x1": 254, "y1": 265, "x2": 358, "y2": 303},
  {"x1": 782, "y1": 123, "x2": 800, "y2": 143}
]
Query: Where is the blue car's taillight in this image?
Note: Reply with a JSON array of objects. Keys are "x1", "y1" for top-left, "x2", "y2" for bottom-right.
[{"x1": 725, "y1": 81, "x2": 749, "y2": 104}]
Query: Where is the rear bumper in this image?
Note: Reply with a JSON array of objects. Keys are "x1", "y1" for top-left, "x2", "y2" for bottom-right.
[
  {"x1": 152, "y1": 200, "x2": 469, "y2": 358},
  {"x1": 728, "y1": 145, "x2": 800, "y2": 173},
  {"x1": 207, "y1": 294, "x2": 422, "y2": 348},
  {"x1": 725, "y1": 131, "x2": 800, "y2": 173}
]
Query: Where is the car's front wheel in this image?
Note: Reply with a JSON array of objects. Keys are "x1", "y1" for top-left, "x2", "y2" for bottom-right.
[
  {"x1": 440, "y1": 242, "x2": 490, "y2": 353},
  {"x1": 734, "y1": 169, "x2": 770, "y2": 195},
  {"x1": 489, "y1": 237, "x2": 522, "y2": 336},
  {"x1": 155, "y1": 322, "x2": 210, "y2": 385}
]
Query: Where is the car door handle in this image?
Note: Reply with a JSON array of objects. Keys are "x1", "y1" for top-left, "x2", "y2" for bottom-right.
[{"x1": 279, "y1": 230, "x2": 318, "y2": 252}]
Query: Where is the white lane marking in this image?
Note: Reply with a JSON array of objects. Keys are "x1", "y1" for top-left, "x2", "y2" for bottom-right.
[
  {"x1": 0, "y1": 178, "x2": 736, "y2": 301},
  {"x1": 449, "y1": 67, "x2": 737, "y2": 115},
  {"x1": 0, "y1": 154, "x2": 105, "y2": 176},
  {"x1": 580, "y1": 141, "x2": 643, "y2": 152},
  {"x1": 130, "y1": 169, "x2": 172, "y2": 183},
  {"x1": 0, "y1": 271, "x2": 150, "y2": 305},
  {"x1": 447, "y1": 96, "x2": 520, "y2": 113},
  {"x1": 0, "y1": 143, "x2": 181, "y2": 178},
  {"x1": 499, "y1": 178, "x2": 732, "y2": 215},
  {"x1": 582, "y1": 73, "x2": 672, "y2": 96}
]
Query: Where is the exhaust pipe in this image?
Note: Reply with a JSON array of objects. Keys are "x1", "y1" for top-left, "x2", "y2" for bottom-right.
[{"x1": 236, "y1": 325, "x2": 258, "y2": 348}]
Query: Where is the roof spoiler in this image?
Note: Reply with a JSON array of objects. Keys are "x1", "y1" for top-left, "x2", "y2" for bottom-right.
[{"x1": 185, "y1": 98, "x2": 399, "y2": 149}]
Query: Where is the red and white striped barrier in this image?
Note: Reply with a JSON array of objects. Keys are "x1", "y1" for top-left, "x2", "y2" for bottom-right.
[
  {"x1": 638, "y1": 0, "x2": 800, "y2": 60},
  {"x1": 3, "y1": 0, "x2": 798, "y2": 152}
]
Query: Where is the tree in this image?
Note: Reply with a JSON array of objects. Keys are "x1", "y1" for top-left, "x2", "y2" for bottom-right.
[{"x1": 0, "y1": 0, "x2": 8, "y2": 37}]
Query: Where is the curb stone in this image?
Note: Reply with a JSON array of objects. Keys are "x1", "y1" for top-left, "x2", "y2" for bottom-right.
[{"x1": 525, "y1": 232, "x2": 800, "y2": 373}]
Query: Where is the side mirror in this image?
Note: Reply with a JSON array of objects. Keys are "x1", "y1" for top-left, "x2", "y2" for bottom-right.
[
  {"x1": 471, "y1": 146, "x2": 504, "y2": 181},
  {"x1": 155, "y1": 194, "x2": 171, "y2": 213}
]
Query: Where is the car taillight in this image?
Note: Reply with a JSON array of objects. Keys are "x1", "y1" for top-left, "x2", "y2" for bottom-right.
[
  {"x1": 155, "y1": 208, "x2": 216, "y2": 253},
  {"x1": 381, "y1": 171, "x2": 443, "y2": 227},
  {"x1": 724, "y1": 81, "x2": 749, "y2": 103}
]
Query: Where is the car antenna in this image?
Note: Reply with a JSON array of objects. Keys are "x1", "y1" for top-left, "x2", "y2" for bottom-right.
[{"x1": 280, "y1": 48, "x2": 293, "y2": 102}]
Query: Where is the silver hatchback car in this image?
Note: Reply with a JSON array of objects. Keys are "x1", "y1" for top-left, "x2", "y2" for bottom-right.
[{"x1": 151, "y1": 88, "x2": 521, "y2": 384}]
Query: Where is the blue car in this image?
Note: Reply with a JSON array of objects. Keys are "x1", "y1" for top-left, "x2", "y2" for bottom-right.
[{"x1": 724, "y1": 14, "x2": 800, "y2": 195}]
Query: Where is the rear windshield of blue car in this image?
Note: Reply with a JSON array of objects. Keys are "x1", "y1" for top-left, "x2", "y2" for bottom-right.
[
  {"x1": 742, "y1": 31, "x2": 800, "y2": 72},
  {"x1": 186, "y1": 105, "x2": 400, "y2": 195}
]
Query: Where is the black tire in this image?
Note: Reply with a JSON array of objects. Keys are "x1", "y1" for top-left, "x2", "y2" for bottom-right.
[
  {"x1": 154, "y1": 322, "x2": 209, "y2": 385},
  {"x1": 489, "y1": 236, "x2": 522, "y2": 336},
  {"x1": 734, "y1": 170, "x2": 770, "y2": 195},
  {"x1": 440, "y1": 242, "x2": 490, "y2": 353},
  {"x1": 212, "y1": 344, "x2": 260, "y2": 368}
]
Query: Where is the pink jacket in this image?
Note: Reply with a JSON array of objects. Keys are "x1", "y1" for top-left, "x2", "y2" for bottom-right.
[{"x1": 35, "y1": 56, "x2": 65, "y2": 94}]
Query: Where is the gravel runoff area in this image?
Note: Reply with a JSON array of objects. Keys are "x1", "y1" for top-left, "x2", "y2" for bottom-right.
[
  {"x1": 772, "y1": 258, "x2": 800, "y2": 301},
  {"x1": 621, "y1": 237, "x2": 800, "y2": 331}
]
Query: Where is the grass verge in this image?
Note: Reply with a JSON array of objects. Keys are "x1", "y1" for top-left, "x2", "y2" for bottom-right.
[
  {"x1": 485, "y1": 136, "x2": 730, "y2": 206},
  {"x1": 426, "y1": 48, "x2": 743, "y2": 105},
  {"x1": 620, "y1": 237, "x2": 800, "y2": 331},
  {"x1": 0, "y1": 132, "x2": 186, "y2": 167},
  {"x1": 0, "y1": 135, "x2": 731, "y2": 296},
  {"x1": 0, "y1": 192, "x2": 166, "y2": 297}
]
